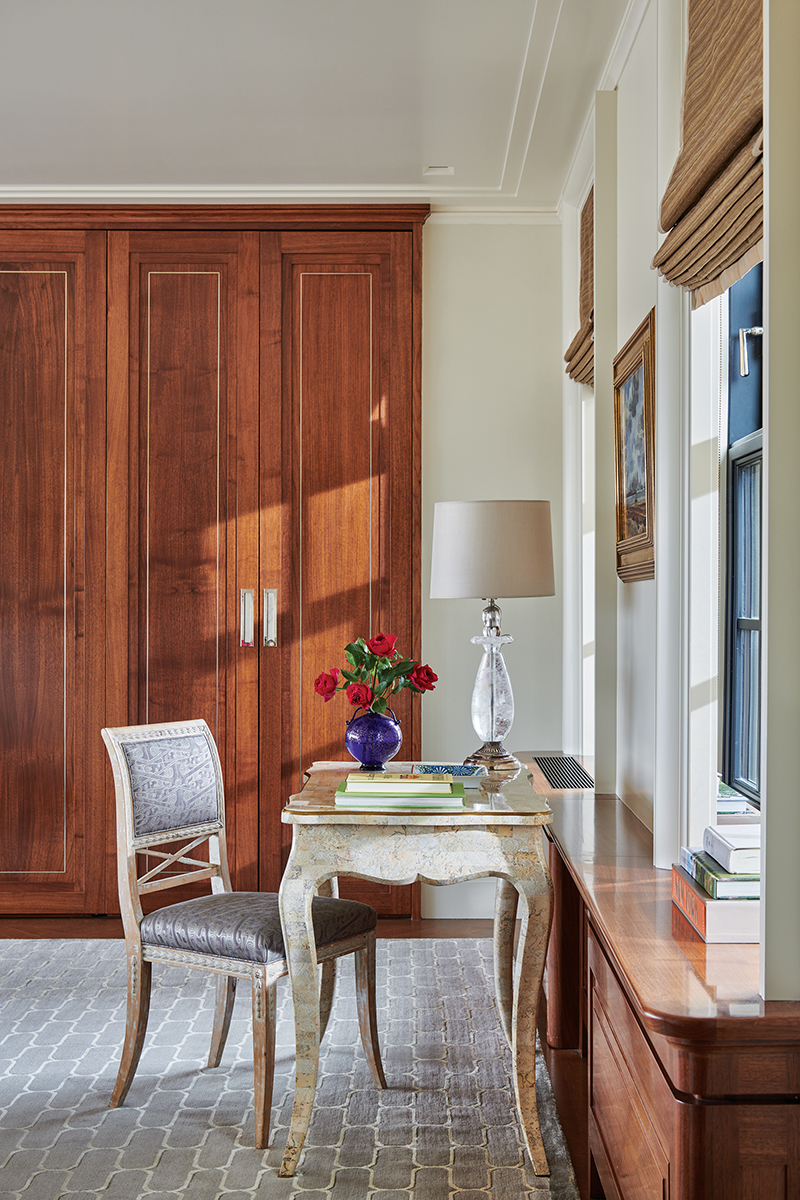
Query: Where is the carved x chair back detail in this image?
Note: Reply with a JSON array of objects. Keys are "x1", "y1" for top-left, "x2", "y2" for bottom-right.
[{"x1": 102, "y1": 720, "x2": 385, "y2": 1150}]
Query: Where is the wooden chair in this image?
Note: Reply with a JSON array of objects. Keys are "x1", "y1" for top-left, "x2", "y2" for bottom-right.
[{"x1": 102, "y1": 719, "x2": 385, "y2": 1149}]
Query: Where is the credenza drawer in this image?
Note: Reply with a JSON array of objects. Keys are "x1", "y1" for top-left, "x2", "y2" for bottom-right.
[{"x1": 589, "y1": 925, "x2": 672, "y2": 1199}]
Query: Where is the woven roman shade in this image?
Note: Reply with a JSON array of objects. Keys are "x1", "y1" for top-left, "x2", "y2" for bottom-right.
[
  {"x1": 653, "y1": 0, "x2": 763, "y2": 307},
  {"x1": 564, "y1": 188, "x2": 594, "y2": 385}
]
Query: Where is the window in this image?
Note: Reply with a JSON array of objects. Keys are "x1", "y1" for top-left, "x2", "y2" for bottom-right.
[{"x1": 723, "y1": 265, "x2": 763, "y2": 803}]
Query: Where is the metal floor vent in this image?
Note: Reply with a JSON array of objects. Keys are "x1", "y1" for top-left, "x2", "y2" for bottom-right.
[{"x1": 534, "y1": 755, "x2": 594, "y2": 790}]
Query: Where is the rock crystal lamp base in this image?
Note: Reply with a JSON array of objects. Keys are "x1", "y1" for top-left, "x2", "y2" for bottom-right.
[
  {"x1": 463, "y1": 741, "x2": 522, "y2": 781},
  {"x1": 464, "y1": 601, "x2": 522, "y2": 781}
]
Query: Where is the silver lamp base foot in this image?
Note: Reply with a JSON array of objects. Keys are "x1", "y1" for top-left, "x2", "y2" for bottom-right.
[{"x1": 464, "y1": 742, "x2": 522, "y2": 781}]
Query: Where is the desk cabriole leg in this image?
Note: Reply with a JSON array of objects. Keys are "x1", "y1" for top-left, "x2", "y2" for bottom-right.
[
  {"x1": 493, "y1": 878, "x2": 518, "y2": 1047},
  {"x1": 355, "y1": 930, "x2": 387, "y2": 1088},
  {"x1": 278, "y1": 875, "x2": 320, "y2": 1177},
  {"x1": 513, "y1": 872, "x2": 554, "y2": 1176}
]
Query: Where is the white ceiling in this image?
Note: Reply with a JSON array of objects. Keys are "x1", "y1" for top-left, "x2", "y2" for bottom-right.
[{"x1": 0, "y1": 0, "x2": 631, "y2": 209}]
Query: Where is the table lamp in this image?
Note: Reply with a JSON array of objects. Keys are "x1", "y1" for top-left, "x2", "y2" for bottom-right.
[{"x1": 430, "y1": 500, "x2": 555, "y2": 777}]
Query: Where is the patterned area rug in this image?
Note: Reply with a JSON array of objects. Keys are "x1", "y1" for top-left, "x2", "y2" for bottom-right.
[{"x1": 0, "y1": 938, "x2": 578, "y2": 1199}]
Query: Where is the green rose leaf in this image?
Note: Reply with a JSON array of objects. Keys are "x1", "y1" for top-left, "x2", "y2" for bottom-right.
[{"x1": 345, "y1": 642, "x2": 366, "y2": 666}]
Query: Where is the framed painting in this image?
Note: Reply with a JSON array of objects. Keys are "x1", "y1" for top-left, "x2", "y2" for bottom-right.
[{"x1": 613, "y1": 308, "x2": 655, "y2": 582}]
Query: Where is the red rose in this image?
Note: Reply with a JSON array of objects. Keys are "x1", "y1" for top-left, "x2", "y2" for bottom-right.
[
  {"x1": 314, "y1": 668, "x2": 339, "y2": 702},
  {"x1": 366, "y1": 632, "x2": 398, "y2": 657},
  {"x1": 409, "y1": 663, "x2": 437, "y2": 692},
  {"x1": 346, "y1": 682, "x2": 374, "y2": 708}
]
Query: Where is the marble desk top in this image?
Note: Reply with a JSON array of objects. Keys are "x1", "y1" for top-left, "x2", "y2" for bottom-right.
[{"x1": 282, "y1": 761, "x2": 552, "y2": 826}]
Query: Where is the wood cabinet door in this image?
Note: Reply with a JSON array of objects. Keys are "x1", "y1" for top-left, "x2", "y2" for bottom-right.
[
  {"x1": 260, "y1": 231, "x2": 421, "y2": 914},
  {"x1": 0, "y1": 232, "x2": 107, "y2": 913},
  {"x1": 107, "y1": 232, "x2": 260, "y2": 897}
]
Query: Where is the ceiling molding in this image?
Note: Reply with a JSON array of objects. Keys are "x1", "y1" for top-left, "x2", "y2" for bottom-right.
[
  {"x1": 0, "y1": 183, "x2": 510, "y2": 204},
  {"x1": 428, "y1": 210, "x2": 560, "y2": 225},
  {"x1": 560, "y1": 112, "x2": 595, "y2": 209},
  {"x1": 558, "y1": 0, "x2": 653, "y2": 211},
  {"x1": 501, "y1": 0, "x2": 566, "y2": 196},
  {"x1": 599, "y1": 0, "x2": 654, "y2": 90}
]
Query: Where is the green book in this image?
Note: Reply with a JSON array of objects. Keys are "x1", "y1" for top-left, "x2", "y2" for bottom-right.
[
  {"x1": 680, "y1": 847, "x2": 760, "y2": 899},
  {"x1": 335, "y1": 780, "x2": 465, "y2": 808}
]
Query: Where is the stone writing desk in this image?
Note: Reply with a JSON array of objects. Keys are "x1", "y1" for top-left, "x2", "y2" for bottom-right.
[{"x1": 277, "y1": 761, "x2": 554, "y2": 1177}]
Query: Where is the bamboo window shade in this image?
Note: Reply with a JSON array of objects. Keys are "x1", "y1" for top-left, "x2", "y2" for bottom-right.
[
  {"x1": 564, "y1": 188, "x2": 594, "y2": 386},
  {"x1": 653, "y1": 0, "x2": 763, "y2": 308}
]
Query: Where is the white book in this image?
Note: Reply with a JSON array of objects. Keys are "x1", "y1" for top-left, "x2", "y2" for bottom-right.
[{"x1": 702, "y1": 823, "x2": 761, "y2": 874}]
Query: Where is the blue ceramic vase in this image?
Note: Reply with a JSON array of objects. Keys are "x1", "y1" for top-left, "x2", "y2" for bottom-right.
[{"x1": 345, "y1": 709, "x2": 402, "y2": 771}]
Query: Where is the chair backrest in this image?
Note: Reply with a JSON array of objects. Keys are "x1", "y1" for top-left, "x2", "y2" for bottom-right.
[{"x1": 101, "y1": 720, "x2": 232, "y2": 938}]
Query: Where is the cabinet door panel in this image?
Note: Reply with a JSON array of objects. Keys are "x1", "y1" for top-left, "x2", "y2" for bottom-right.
[
  {"x1": 261, "y1": 232, "x2": 420, "y2": 915},
  {"x1": 107, "y1": 232, "x2": 259, "y2": 895},
  {"x1": 139, "y1": 267, "x2": 227, "y2": 727},
  {"x1": 0, "y1": 233, "x2": 106, "y2": 912},
  {"x1": 296, "y1": 264, "x2": 381, "y2": 768}
]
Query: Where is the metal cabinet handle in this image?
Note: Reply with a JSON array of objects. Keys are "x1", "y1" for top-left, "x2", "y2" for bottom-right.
[
  {"x1": 738, "y1": 326, "x2": 763, "y2": 377},
  {"x1": 263, "y1": 588, "x2": 277, "y2": 647},
  {"x1": 240, "y1": 588, "x2": 255, "y2": 647}
]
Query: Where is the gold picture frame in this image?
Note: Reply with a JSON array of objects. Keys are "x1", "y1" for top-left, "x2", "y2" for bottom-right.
[{"x1": 613, "y1": 309, "x2": 655, "y2": 582}]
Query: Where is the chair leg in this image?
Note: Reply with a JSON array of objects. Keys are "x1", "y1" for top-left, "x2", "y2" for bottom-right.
[
  {"x1": 318, "y1": 959, "x2": 336, "y2": 1044},
  {"x1": 110, "y1": 952, "x2": 152, "y2": 1108},
  {"x1": 354, "y1": 932, "x2": 386, "y2": 1089},
  {"x1": 252, "y1": 967, "x2": 277, "y2": 1150},
  {"x1": 208, "y1": 975, "x2": 237, "y2": 1068}
]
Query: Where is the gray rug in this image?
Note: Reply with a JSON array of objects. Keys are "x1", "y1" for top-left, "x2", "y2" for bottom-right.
[{"x1": 0, "y1": 938, "x2": 578, "y2": 1199}]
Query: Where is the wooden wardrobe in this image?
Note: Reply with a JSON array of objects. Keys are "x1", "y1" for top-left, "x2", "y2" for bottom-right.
[{"x1": 0, "y1": 206, "x2": 427, "y2": 918}]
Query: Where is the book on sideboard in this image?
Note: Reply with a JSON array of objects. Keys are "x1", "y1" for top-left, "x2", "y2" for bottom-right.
[
  {"x1": 671, "y1": 864, "x2": 760, "y2": 943},
  {"x1": 702, "y1": 823, "x2": 761, "y2": 873},
  {"x1": 680, "y1": 846, "x2": 761, "y2": 899}
]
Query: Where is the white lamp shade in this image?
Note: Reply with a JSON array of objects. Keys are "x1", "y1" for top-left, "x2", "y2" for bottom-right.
[{"x1": 430, "y1": 500, "x2": 555, "y2": 599}]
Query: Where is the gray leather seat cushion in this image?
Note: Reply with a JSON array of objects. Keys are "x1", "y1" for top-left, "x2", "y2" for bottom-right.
[{"x1": 140, "y1": 892, "x2": 377, "y2": 964}]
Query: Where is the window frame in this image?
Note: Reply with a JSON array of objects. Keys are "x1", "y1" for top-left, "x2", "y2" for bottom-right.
[{"x1": 723, "y1": 429, "x2": 763, "y2": 804}]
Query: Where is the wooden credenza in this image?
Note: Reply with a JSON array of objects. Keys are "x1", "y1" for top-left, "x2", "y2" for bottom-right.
[
  {"x1": 522, "y1": 759, "x2": 800, "y2": 1200},
  {"x1": 0, "y1": 206, "x2": 427, "y2": 918}
]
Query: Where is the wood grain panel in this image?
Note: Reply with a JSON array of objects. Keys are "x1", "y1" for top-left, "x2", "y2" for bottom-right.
[
  {"x1": 0, "y1": 268, "x2": 68, "y2": 873},
  {"x1": 297, "y1": 266, "x2": 377, "y2": 770},
  {"x1": 589, "y1": 928, "x2": 673, "y2": 1154},
  {"x1": 591, "y1": 996, "x2": 669, "y2": 1200},
  {"x1": 107, "y1": 233, "x2": 259, "y2": 894},
  {"x1": 0, "y1": 233, "x2": 106, "y2": 911},
  {"x1": 142, "y1": 268, "x2": 224, "y2": 732},
  {"x1": 261, "y1": 231, "x2": 421, "y2": 915},
  {"x1": 545, "y1": 832, "x2": 585, "y2": 1050}
]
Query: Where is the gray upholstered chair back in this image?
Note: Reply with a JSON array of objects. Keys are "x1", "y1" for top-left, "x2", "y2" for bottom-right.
[
  {"x1": 102, "y1": 720, "x2": 232, "y2": 916},
  {"x1": 121, "y1": 726, "x2": 221, "y2": 839},
  {"x1": 106, "y1": 721, "x2": 223, "y2": 842}
]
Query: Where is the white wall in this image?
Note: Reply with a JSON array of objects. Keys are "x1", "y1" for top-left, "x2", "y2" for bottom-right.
[
  {"x1": 614, "y1": 0, "x2": 659, "y2": 827},
  {"x1": 420, "y1": 217, "x2": 563, "y2": 917}
]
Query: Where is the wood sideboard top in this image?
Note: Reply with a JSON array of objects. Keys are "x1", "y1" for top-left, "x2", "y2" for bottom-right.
[{"x1": 519, "y1": 755, "x2": 800, "y2": 1043}]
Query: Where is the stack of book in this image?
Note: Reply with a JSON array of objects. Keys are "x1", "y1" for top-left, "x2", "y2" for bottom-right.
[
  {"x1": 672, "y1": 822, "x2": 761, "y2": 943},
  {"x1": 334, "y1": 771, "x2": 466, "y2": 809}
]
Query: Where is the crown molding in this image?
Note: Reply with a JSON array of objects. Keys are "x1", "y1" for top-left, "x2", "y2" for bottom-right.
[
  {"x1": 0, "y1": 182, "x2": 521, "y2": 204},
  {"x1": 0, "y1": 203, "x2": 432, "y2": 230},
  {"x1": 427, "y1": 210, "x2": 560, "y2": 225}
]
